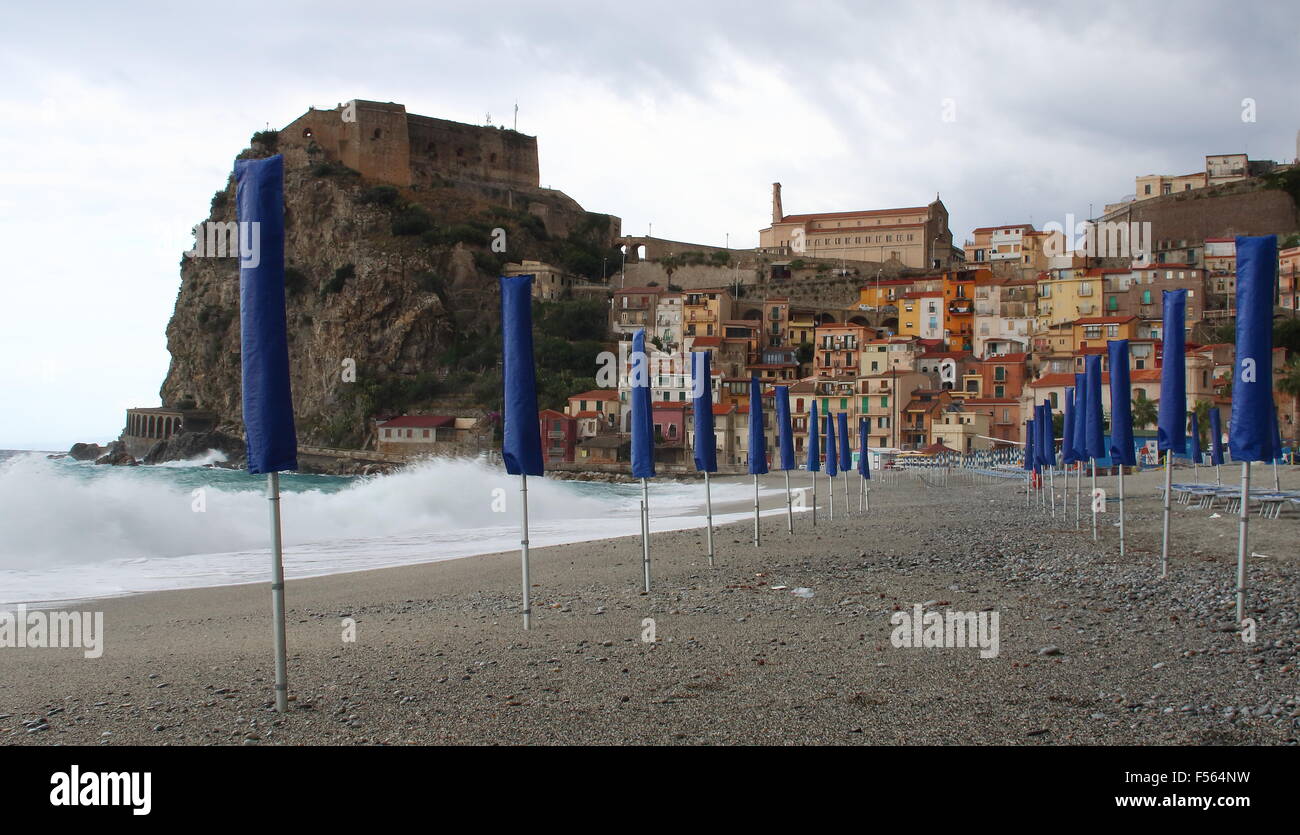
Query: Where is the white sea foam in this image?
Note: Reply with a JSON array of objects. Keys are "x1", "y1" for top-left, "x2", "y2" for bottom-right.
[{"x1": 0, "y1": 453, "x2": 782, "y2": 605}]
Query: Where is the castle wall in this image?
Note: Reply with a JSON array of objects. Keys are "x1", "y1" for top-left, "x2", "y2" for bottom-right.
[
  {"x1": 279, "y1": 100, "x2": 539, "y2": 191},
  {"x1": 1099, "y1": 178, "x2": 1298, "y2": 243},
  {"x1": 407, "y1": 115, "x2": 538, "y2": 189}
]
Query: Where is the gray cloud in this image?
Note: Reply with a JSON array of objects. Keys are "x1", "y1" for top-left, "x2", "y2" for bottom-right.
[{"x1": 0, "y1": 0, "x2": 1295, "y2": 445}]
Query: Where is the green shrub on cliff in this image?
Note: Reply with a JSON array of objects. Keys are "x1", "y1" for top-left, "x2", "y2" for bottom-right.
[
  {"x1": 356, "y1": 185, "x2": 401, "y2": 207},
  {"x1": 250, "y1": 130, "x2": 279, "y2": 149},
  {"x1": 392, "y1": 206, "x2": 433, "y2": 236}
]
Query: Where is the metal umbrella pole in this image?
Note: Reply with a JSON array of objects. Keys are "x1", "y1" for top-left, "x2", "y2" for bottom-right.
[
  {"x1": 828, "y1": 471, "x2": 835, "y2": 520},
  {"x1": 520, "y1": 474, "x2": 532, "y2": 630},
  {"x1": 641, "y1": 477, "x2": 651, "y2": 592},
  {"x1": 811, "y1": 470, "x2": 817, "y2": 526},
  {"x1": 267, "y1": 472, "x2": 288, "y2": 713},
  {"x1": 1117, "y1": 465, "x2": 1126, "y2": 558},
  {"x1": 1091, "y1": 459, "x2": 1098, "y2": 541},
  {"x1": 703, "y1": 471, "x2": 715, "y2": 567},
  {"x1": 842, "y1": 471, "x2": 850, "y2": 514},
  {"x1": 1160, "y1": 451, "x2": 1172, "y2": 577},
  {"x1": 1236, "y1": 462, "x2": 1251, "y2": 623},
  {"x1": 784, "y1": 469, "x2": 793, "y2": 534},
  {"x1": 1075, "y1": 462, "x2": 1081, "y2": 529},
  {"x1": 753, "y1": 474, "x2": 761, "y2": 547}
]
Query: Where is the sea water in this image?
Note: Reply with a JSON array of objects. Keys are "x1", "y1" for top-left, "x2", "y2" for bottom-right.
[{"x1": 0, "y1": 450, "x2": 774, "y2": 606}]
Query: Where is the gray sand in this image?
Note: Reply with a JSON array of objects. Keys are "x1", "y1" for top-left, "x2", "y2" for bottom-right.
[{"x1": 2, "y1": 465, "x2": 1296, "y2": 745}]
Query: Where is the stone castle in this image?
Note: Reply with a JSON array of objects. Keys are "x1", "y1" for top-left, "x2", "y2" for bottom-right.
[{"x1": 279, "y1": 99, "x2": 540, "y2": 190}]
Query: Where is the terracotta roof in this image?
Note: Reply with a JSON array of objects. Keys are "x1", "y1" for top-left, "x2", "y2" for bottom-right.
[
  {"x1": 1074, "y1": 315, "x2": 1138, "y2": 325},
  {"x1": 780, "y1": 206, "x2": 929, "y2": 223},
  {"x1": 1029, "y1": 369, "x2": 1162, "y2": 387},
  {"x1": 971, "y1": 224, "x2": 1034, "y2": 234},
  {"x1": 379, "y1": 415, "x2": 455, "y2": 428},
  {"x1": 569, "y1": 389, "x2": 618, "y2": 401}
]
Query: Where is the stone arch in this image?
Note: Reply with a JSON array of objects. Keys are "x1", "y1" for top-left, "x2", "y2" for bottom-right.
[
  {"x1": 848, "y1": 315, "x2": 870, "y2": 326},
  {"x1": 815, "y1": 312, "x2": 837, "y2": 325}
]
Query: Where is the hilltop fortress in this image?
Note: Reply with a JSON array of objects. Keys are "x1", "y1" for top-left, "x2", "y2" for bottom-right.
[{"x1": 279, "y1": 99, "x2": 541, "y2": 190}]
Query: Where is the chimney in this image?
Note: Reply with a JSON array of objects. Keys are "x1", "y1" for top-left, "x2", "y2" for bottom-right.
[{"x1": 772, "y1": 182, "x2": 783, "y2": 224}]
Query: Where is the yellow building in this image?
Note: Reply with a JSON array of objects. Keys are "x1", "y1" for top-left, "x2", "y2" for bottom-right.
[
  {"x1": 682, "y1": 288, "x2": 733, "y2": 343},
  {"x1": 1070, "y1": 315, "x2": 1140, "y2": 352},
  {"x1": 1035, "y1": 269, "x2": 1105, "y2": 328},
  {"x1": 898, "y1": 291, "x2": 944, "y2": 340}
]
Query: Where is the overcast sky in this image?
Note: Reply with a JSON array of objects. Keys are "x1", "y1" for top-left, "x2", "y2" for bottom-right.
[{"x1": 1, "y1": 0, "x2": 1296, "y2": 449}]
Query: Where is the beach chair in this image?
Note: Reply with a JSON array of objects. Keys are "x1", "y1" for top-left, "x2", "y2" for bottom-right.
[{"x1": 1258, "y1": 494, "x2": 1287, "y2": 519}]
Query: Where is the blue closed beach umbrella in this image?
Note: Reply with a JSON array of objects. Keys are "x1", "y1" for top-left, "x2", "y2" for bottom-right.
[
  {"x1": 1039, "y1": 401, "x2": 1054, "y2": 467},
  {"x1": 501, "y1": 273, "x2": 544, "y2": 629},
  {"x1": 1084, "y1": 355, "x2": 1105, "y2": 461},
  {"x1": 630, "y1": 329, "x2": 654, "y2": 591},
  {"x1": 1084, "y1": 355, "x2": 1105, "y2": 540},
  {"x1": 236, "y1": 153, "x2": 296, "y2": 712},
  {"x1": 1209, "y1": 407, "x2": 1224, "y2": 467},
  {"x1": 1023, "y1": 416, "x2": 1035, "y2": 509},
  {"x1": 747, "y1": 376, "x2": 767, "y2": 546},
  {"x1": 806, "y1": 400, "x2": 820, "y2": 525},
  {"x1": 837, "y1": 411, "x2": 851, "y2": 511},
  {"x1": 858, "y1": 418, "x2": 872, "y2": 511},
  {"x1": 825, "y1": 412, "x2": 838, "y2": 477},
  {"x1": 1023, "y1": 417, "x2": 1035, "y2": 471},
  {"x1": 1108, "y1": 340, "x2": 1136, "y2": 467},
  {"x1": 1062, "y1": 386, "x2": 1076, "y2": 465},
  {"x1": 858, "y1": 418, "x2": 871, "y2": 479},
  {"x1": 1157, "y1": 290, "x2": 1187, "y2": 455},
  {"x1": 1072, "y1": 373, "x2": 1087, "y2": 464},
  {"x1": 775, "y1": 387, "x2": 795, "y2": 471},
  {"x1": 1108, "y1": 339, "x2": 1136, "y2": 556},
  {"x1": 691, "y1": 352, "x2": 716, "y2": 473},
  {"x1": 1188, "y1": 411, "x2": 1202, "y2": 464},
  {"x1": 824, "y1": 411, "x2": 838, "y2": 519},
  {"x1": 1229, "y1": 235, "x2": 1279, "y2": 619},
  {"x1": 691, "y1": 351, "x2": 717, "y2": 564},
  {"x1": 775, "y1": 386, "x2": 796, "y2": 533}
]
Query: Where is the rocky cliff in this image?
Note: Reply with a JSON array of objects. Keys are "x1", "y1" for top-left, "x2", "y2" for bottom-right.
[{"x1": 159, "y1": 132, "x2": 620, "y2": 448}]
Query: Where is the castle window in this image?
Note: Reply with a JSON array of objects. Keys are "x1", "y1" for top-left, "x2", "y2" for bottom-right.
[
  {"x1": 456, "y1": 147, "x2": 464, "y2": 157},
  {"x1": 372, "y1": 128, "x2": 382, "y2": 140},
  {"x1": 302, "y1": 128, "x2": 313, "y2": 138},
  {"x1": 490, "y1": 153, "x2": 497, "y2": 163}
]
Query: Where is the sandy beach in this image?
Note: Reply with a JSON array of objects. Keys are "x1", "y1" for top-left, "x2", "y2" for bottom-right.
[{"x1": 2, "y1": 465, "x2": 1296, "y2": 746}]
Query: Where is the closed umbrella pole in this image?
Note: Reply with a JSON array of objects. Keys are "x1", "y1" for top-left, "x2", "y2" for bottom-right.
[{"x1": 1156, "y1": 289, "x2": 1188, "y2": 576}]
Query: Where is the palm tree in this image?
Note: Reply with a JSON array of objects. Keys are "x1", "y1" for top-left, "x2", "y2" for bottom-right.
[
  {"x1": 1192, "y1": 399, "x2": 1212, "y2": 452},
  {"x1": 1277, "y1": 355, "x2": 1300, "y2": 449},
  {"x1": 1132, "y1": 392, "x2": 1158, "y2": 430}
]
